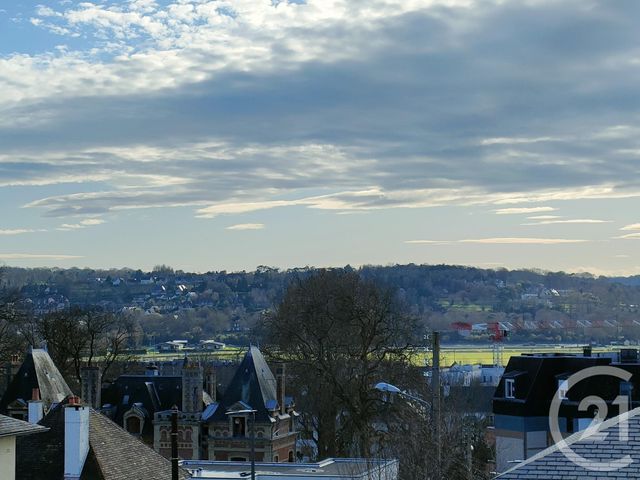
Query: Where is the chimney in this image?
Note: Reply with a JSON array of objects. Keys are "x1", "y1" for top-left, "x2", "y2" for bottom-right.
[
  {"x1": 64, "y1": 397, "x2": 90, "y2": 480},
  {"x1": 276, "y1": 363, "x2": 286, "y2": 414},
  {"x1": 28, "y1": 388, "x2": 43, "y2": 424},
  {"x1": 80, "y1": 366, "x2": 102, "y2": 409},
  {"x1": 205, "y1": 364, "x2": 217, "y2": 402}
]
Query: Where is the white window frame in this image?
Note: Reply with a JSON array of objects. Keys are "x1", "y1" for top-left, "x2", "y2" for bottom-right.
[
  {"x1": 558, "y1": 379, "x2": 569, "y2": 400},
  {"x1": 505, "y1": 378, "x2": 515, "y2": 399}
]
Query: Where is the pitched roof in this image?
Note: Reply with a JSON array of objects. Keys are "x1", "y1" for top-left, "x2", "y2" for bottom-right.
[
  {"x1": 0, "y1": 414, "x2": 48, "y2": 438},
  {"x1": 15, "y1": 399, "x2": 189, "y2": 480},
  {"x1": 209, "y1": 346, "x2": 278, "y2": 422},
  {"x1": 498, "y1": 407, "x2": 640, "y2": 479},
  {"x1": 0, "y1": 349, "x2": 73, "y2": 414}
]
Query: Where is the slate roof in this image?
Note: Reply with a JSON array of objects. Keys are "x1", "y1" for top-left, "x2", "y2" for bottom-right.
[
  {"x1": 498, "y1": 406, "x2": 640, "y2": 479},
  {"x1": 0, "y1": 414, "x2": 48, "y2": 438},
  {"x1": 15, "y1": 398, "x2": 190, "y2": 480},
  {"x1": 101, "y1": 374, "x2": 182, "y2": 435},
  {"x1": 0, "y1": 349, "x2": 73, "y2": 414},
  {"x1": 208, "y1": 346, "x2": 279, "y2": 423}
]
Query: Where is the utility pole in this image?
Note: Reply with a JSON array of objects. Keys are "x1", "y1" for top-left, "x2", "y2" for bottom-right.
[
  {"x1": 171, "y1": 406, "x2": 179, "y2": 480},
  {"x1": 432, "y1": 331, "x2": 441, "y2": 479}
]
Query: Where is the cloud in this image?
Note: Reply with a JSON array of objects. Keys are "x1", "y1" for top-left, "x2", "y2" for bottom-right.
[
  {"x1": 616, "y1": 233, "x2": 640, "y2": 240},
  {"x1": 621, "y1": 223, "x2": 640, "y2": 231},
  {"x1": 57, "y1": 218, "x2": 106, "y2": 231},
  {"x1": 494, "y1": 207, "x2": 556, "y2": 215},
  {"x1": 527, "y1": 215, "x2": 562, "y2": 220},
  {"x1": 522, "y1": 218, "x2": 611, "y2": 226},
  {"x1": 0, "y1": 253, "x2": 82, "y2": 259},
  {"x1": 406, "y1": 237, "x2": 587, "y2": 245},
  {"x1": 0, "y1": 229, "x2": 44, "y2": 235},
  {"x1": 225, "y1": 223, "x2": 265, "y2": 230},
  {"x1": 2, "y1": 0, "x2": 640, "y2": 225}
]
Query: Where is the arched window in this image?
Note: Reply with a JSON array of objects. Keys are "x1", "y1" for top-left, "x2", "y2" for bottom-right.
[
  {"x1": 288, "y1": 451, "x2": 294, "y2": 462},
  {"x1": 126, "y1": 416, "x2": 141, "y2": 434}
]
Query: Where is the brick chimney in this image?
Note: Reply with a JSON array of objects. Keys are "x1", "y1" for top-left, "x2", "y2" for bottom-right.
[
  {"x1": 80, "y1": 366, "x2": 102, "y2": 409},
  {"x1": 27, "y1": 388, "x2": 43, "y2": 424},
  {"x1": 275, "y1": 363, "x2": 286, "y2": 414},
  {"x1": 64, "y1": 397, "x2": 90, "y2": 480}
]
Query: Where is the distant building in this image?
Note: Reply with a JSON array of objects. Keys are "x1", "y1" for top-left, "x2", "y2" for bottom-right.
[
  {"x1": 100, "y1": 346, "x2": 297, "y2": 463},
  {"x1": 199, "y1": 340, "x2": 226, "y2": 351},
  {"x1": 204, "y1": 347, "x2": 297, "y2": 462}
]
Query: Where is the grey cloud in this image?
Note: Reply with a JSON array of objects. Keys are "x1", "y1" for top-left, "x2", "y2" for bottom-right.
[{"x1": 3, "y1": 0, "x2": 640, "y2": 217}]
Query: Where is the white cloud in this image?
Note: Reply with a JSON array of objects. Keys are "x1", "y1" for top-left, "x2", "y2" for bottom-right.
[
  {"x1": 0, "y1": 253, "x2": 82, "y2": 259},
  {"x1": 494, "y1": 206, "x2": 556, "y2": 215},
  {"x1": 621, "y1": 223, "x2": 640, "y2": 231},
  {"x1": 225, "y1": 223, "x2": 265, "y2": 230},
  {"x1": 57, "y1": 218, "x2": 105, "y2": 231},
  {"x1": 522, "y1": 218, "x2": 611, "y2": 226},
  {"x1": 0, "y1": 228, "x2": 44, "y2": 235},
  {"x1": 527, "y1": 215, "x2": 561, "y2": 220},
  {"x1": 406, "y1": 237, "x2": 587, "y2": 245},
  {"x1": 616, "y1": 233, "x2": 640, "y2": 240}
]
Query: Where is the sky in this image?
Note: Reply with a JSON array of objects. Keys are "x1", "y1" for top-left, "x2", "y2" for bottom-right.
[{"x1": 1, "y1": 0, "x2": 640, "y2": 275}]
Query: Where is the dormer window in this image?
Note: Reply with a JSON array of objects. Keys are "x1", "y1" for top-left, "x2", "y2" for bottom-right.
[
  {"x1": 505, "y1": 378, "x2": 515, "y2": 399},
  {"x1": 558, "y1": 379, "x2": 569, "y2": 400},
  {"x1": 232, "y1": 416, "x2": 246, "y2": 437}
]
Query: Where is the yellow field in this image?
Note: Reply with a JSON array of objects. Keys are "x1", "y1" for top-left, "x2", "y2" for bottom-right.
[
  {"x1": 413, "y1": 345, "x2": 619, "y2": 367},
  {"x1": 133, "y1": 344, "x2": 618, "y2": 367}
]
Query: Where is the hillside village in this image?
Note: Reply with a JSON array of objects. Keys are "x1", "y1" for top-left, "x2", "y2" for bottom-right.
[{"x1": 3, "y1": 265, "x2": 640, "y2": 345}]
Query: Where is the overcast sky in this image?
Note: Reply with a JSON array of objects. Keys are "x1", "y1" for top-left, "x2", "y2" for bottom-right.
[{"x1": 1, "y1": 0, "x2": 639, "y2": 274}]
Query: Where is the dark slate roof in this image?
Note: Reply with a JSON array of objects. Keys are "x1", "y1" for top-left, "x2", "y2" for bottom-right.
[
  {"x1": 15, "y1": 398, "x2": 189, "y2": 480},
  {"x1": 209, "y1": 346, "x2": 278, "y2": 423},
  {"x1": 101, "y1": 375, "x2": 182, "y2": 435},
  {"x1": 493, "y1": 355, "x2": 611, "y2": 417},
  {"x1": 498, "y1": 407, "x2": 640, "y2": 479},
  {"x1": 0, "y1": 349, "x2": 73, "y2": 414},
  {"x1": 0, "y1": 414, "x2": 48, "y2": 438}
]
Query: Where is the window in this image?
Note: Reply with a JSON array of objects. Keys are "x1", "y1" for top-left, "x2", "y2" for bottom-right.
[
  {"x1": 274, "y1": 455, "x2": 279, "y2": 462},
  {"x1": 288, "y1": 451, "x2": 294, "y2": 462},
  {"x1": 505, "y1": 378, "x2": 515, "y2": 399},
  {"x1": 558, "y1": 379, "x2": 568, "y2": 400},
  {"x1": 126, "y1": 416, "x2": 141, "y2": 434},
  {"x1": 232, "y1": 416, "x2": 246, "y2": 437}
]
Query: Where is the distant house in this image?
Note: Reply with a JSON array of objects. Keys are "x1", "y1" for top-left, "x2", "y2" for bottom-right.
[
  {"x1": 158, "y1": 340, "x2": 189, "y2": 352},
  {"x1": 199, "y1": 340, "x2": 225, "y2": 351}
]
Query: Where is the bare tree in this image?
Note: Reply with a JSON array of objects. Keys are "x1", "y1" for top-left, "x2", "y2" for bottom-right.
[{"x1": 261, "y1": 269, "x2": 418, "y2": 458}]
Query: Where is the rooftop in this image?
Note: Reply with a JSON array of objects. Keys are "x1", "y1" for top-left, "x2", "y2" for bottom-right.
[
  {"x1": 182, "y1": 458, "x2": 399, "y2": 480},
  {"x1": 0, "y1": 414, "x2": 48, "y2": 438},
  {"x1": 498, "y1": 406, "x2": 640, "y2": 479}
]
